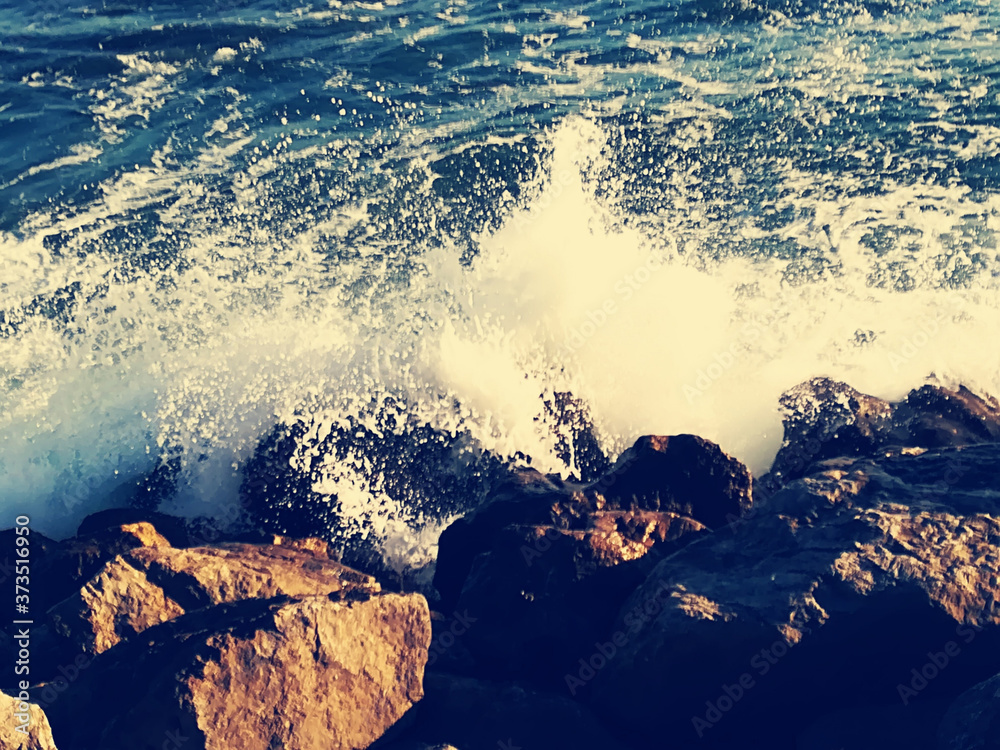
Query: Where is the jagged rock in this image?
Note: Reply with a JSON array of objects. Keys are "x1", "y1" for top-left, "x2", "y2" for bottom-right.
[
  {"x1": 594, "y1": 434, "x2": 753, "y2": 527},
  {"x1": 399, "y1": 673, "x2": 632, "y2": 750},
  {"x1": 434, "y1": 435, "x2": 751, "y2": 610},
  {"x1": 0, "y1": 690, "x2": 58, "y2": 750},
  {"x1": 938, "y1": 671, "x2": 1000, "y2": 750},
  {"x1": 454, "y1": 510, "x2": 706, "y2": 685},
  {"x1": 768, "y1": 379, "x2": 1000, "y2": 487},
  {"x1": 75, "y1": 508, "x2": 195, "y2": 547},
  {"x1": 431, "y1": 434, "x2": 746, "y2": 685},
  {"x1": 240, "y1": 405, "x2": 511, "y2": 583},
  {"x1": 47, "y1": 592, "x2": 431, "y2": 750},
  {"x1": 48, "y1": 537, "x2": 379, "y2": 657},
  {"x1": 592, "y1": 442, "x2": 1000, "y2": 747}
]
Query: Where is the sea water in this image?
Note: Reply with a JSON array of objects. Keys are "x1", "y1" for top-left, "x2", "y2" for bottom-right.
[{"x1": 1, "y1": 0, "x2": 998, "y2": 568}]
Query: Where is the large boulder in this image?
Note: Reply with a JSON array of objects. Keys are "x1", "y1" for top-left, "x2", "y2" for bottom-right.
[
  {"x1": 431, "y1": 435, "x2": 747, "y2": 686},
  {"x1": 47, "y1": 592, "x2": 431, "y2": 750},
  {"x1": 592, "y1": 442, "x2": 1000, "y2": 747},
  {"x1": 0, "y1": 690, "x2": 58, "y2": 750},
  {"x1": 434, "y1": 435, "x2": 751, "y2": 609},
  {"x1": 47, "y1": 536, "x2": 379, "y2": 657}
]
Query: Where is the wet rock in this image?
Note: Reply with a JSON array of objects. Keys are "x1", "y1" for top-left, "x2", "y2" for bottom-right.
[
  {"x1": 434, "y1": 435, "x2": 750, "y2": 610},
  {"x1": 767, "y1": 379, "x2": 1000, "y2": 488},
  {"x1": 47, "y1": 537, "x2": 379, "y2": 657},
  {"x1": 48, "y1": 592, "x2": 431, "y2": 750},
  {"x1": 454, "y1": 510, "x2": 706, "y2": 685},
  {"x1": 594, "y1": 434, "x2": 753, "y2": 527},
  {"x1": 767, "y1": 377, "x2": 894, "y2": 485},
  {"x1": 593, "y1": 442, "x2": 1000, "y2": 747},
  {"x1": 240, "y1": 405, "x2": 511, "y2": 582},
  {"x1": 0, "y1": 690, "x2": 58, "y2": 750},
  {"x1": 432, "y1": 434, "x2": 746, "y2": 685},
  {"x1": 400, "y1": 673, "x2": 632, "y2": 750}
]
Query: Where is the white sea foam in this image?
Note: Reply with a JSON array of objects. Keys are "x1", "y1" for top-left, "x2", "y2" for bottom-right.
[{"x1": 1, "y1": 112, "x2": 998, "y2": 582}]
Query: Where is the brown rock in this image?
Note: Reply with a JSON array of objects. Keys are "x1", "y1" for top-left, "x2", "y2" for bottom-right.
[
  {"x1": 0, "y1": 690, "x2": 58, "y2": 750},
  {"x1": 48, "y1": 540, "x2": 379, "y2": 657},
  {"x1": 593, "y1": 442, "x2": 1000, "y2": 747},
  {"x1": 453, "y1": 510, "x2": 706, "y2": 685},
  {"x1": 434, "y1": 435, "x2": 751, "y2": 610},
  {"x1": 48, "y1": 592, "x2": 431, "y2": 750}
]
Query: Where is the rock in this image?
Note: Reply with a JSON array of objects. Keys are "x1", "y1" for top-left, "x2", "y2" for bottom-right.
[
  {"x1": 767, "y1": 377, "x2": 894, "y2": 485},
  {"x1": 399, "y1": 673, "x2": 632, "y2": 750},
  {"x1": 938, "y1": 672, "x2": 1000, "y2": 750},
  {"x1": 434, "y1": 435, "x2": 751, "y2": 610},
  {"x1": 75, "y1": 508, "x2": 194, "y2": 547},
  {"x1": 767, "y1": 379, "x2": 1000, "y2": 488},
  {"x1": 594, "y1": 434, "x2": 753, "y2": 528},
  {"x1": 240, "y1": 407, "x2": 511, "y2": 583},
  {"x1": 48, "y1": 592, "x2": 431, "y2": 750},
  {"x1": 454, "y1": 510, "x2": 706, "y2": 685},
  {"x1": 48, "y1": 538, "x2": 380, "y2": 657},
  {"x1": 592, "y1": 442, "x2": 1000, "y2": 747},
  {"x1": 431, "y1": 434, "x2": 748, "y2": 685},
  {"x1": 0, "y1": 690, "x2": 58, "y2": 750}
]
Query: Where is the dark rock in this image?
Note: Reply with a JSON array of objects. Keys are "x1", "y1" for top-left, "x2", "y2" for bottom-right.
[
  {"x1": 592, "y1": 442, "x2": 1000, "y2": 747},
  {"x1": 399, "y1": 673, "x2": 633, "y2": 750},
  {"x1": 434, "y1": 435, "x2": 750, "y2": 611},
  {"x1": 595, "y1": 434, "x2": 753, "y2": 527},
  {"x1": 240, "y1": 403, "x2": 511, "y2": 582},
  {"x1": 75, "y1": 508, "x2": 195, "y2": 547},
  {"x1": 767, "y1": 379, "x2": 1000, "y2": 488},
  {"x1": 767, "y1": 377, "x2": 894, "y2": 485},
  {"x1": 454, "y1": 511, "x2": 706, "y2": 685},
  {"x1": 47, "y1": 592, "x2": 431, "y2": 750}
]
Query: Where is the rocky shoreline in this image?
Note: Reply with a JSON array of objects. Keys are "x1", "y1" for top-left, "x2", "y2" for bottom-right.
[{"x1": 4, "y1": 378, "x2": 1000, "y2": 749}]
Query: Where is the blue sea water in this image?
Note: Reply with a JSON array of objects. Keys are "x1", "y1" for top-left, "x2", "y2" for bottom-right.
[{"x1": 1, "y1": 0, "x2": 999, "y2": 556}]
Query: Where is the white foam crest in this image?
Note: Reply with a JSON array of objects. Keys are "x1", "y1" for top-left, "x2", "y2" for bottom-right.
[{"x1": 2, "y1": 114, "x2": 999, "y2": 557}]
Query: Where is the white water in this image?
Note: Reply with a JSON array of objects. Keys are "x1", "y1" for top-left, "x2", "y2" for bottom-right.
[{"x1": 1, "y1": 116, "x2": 998, "y2": 571}]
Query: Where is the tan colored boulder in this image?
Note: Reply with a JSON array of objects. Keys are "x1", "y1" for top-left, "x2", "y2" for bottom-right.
[
  {"x1": 48, "y1": 592, "x2": 430, "y2": 750},
  {"x1": 48, "y1": 539, "x2": 379, "y2": 656},
  {"x1": 0, "y1": 690, "x2": 58, "y2": 750}
]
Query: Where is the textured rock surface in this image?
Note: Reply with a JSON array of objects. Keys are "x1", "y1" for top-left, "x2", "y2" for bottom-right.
[
  {"x1": 432, "y1": 434, "x2": 747, "y2": 686},
  {"x1": 594, "y1": 442, "x2": 1000, "y2": 746},
  {"x1": 48, "y1": 538, "x2": 380, "y2": 656},
  {"x1": 434, "y1": 434, "x2": 750, "y2": 609},
  {"x1": 48, "y1": 593, "x2": 430, "y2": 750},
  {"x1": 768, "y1": 379, "x2": 1000, "y2": 487},
  {"x1": 0, "y1": 691, "x2": 59, "y2": 750}
]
